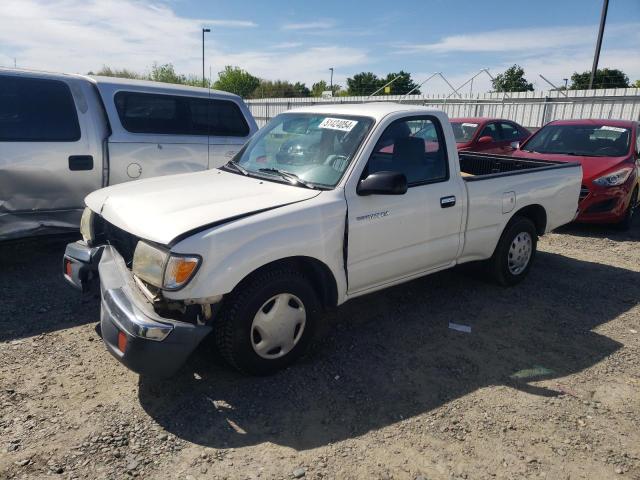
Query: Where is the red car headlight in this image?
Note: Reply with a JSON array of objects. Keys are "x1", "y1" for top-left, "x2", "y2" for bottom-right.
[{"x1": 593, "y1": 167, "x2": 633, "y2": 187}]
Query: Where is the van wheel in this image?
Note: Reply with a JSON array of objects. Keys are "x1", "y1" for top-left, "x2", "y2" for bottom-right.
[
  {"x1": 488, "y1": 217, "x2": 537, "y2": 286},
  {"x1": 616, "y1": 188, "x2": 638, "y2": 231},
  {"x1": 215, "y1": 267, "x2": 320, "y2": 375}
]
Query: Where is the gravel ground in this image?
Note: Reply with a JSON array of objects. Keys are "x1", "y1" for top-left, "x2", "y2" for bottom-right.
[{"x1": 1, "y1": 221, "x2": 639, "y2": 480}]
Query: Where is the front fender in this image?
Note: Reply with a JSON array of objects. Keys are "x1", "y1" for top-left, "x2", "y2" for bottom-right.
[{"x1": 163, "y1": 192, "x2": 348, "y2": 305}]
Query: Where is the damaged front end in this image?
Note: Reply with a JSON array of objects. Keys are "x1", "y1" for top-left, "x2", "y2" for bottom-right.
[{"x1": 63, "y1": 211, "x2": 218, "y2": 377}]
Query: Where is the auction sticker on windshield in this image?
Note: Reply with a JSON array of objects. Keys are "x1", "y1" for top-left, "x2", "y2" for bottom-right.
[
  {"x1": 600, "y1": 126, "x2": 627, "y2": 133},
  {"x1": 319, "y1": 117, "x2": 358, "y2": 132}
]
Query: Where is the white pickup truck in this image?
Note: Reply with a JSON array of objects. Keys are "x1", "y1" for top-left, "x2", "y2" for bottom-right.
[{"x1": 63, "y1": 103, "x2": 582, "y2": 377}]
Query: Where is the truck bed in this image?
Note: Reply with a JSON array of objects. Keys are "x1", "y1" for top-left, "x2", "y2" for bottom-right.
[{"x1": 458, "y1": 152, "x2": 579, "y2": 181}]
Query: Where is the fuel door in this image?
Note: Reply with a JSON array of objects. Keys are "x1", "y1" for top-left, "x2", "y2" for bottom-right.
[{"x1": 502, "y1": 191, "x2": 516, "y2": 214}]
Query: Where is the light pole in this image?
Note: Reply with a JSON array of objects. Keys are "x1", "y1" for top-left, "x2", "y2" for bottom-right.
[
  {"x1": 589, "y1": 0, "x2": 609, "y2": 89},
  {"x1": 202, "y1": 28, "x2": 211, "y2": 87},
  {"x1": 329, "y1": 67, "x2": 334, "y2": 95},
  {"x1": 563, "y1": 78, "x2": 568, "y2": 90}
]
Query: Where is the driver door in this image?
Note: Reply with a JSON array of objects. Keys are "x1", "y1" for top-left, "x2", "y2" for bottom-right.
[{"x1": 345, "y1": 115, "x2": 464, "y2": 294}]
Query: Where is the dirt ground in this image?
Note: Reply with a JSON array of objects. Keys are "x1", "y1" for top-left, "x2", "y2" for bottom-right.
[{"x1": 1, "y1": 221, "x2": 639, "y2": 480}]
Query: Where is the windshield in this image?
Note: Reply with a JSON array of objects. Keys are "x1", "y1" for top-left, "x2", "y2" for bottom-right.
[
  {"x1": 522, "y1": 124, "x2": 631, "y2": 157},
  {"x1": 451, "y1": 122, "x2": 479, "y2": 142},
  {"x1": 227, "y1": 113, "x2": 374, "y2": 188}
]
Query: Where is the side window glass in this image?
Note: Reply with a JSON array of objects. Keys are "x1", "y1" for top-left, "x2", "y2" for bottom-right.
[
  {"x1": 206, "y1": 99, "x2": 250, "y2": 137},
  {"x1": 499, "y1": 122, "x2": 520, "y2": 140},
  {"x1": 479, "y1": 123, "x2": 499, "y2": 141},
  {"x1": 115, "y1": 92, "x2": 182, "y2": 134},
  {"x1": 367, "y1": 117, "x2": 447, "y2": 185},
  {"x1": 0, "y1": 75, "x2": 80, "y2": 142}
]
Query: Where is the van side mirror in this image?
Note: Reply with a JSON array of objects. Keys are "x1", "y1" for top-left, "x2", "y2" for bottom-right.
[
  {"x1": 510, "y1": 141, "x2": 520, "y2": 150},
  {"x1": 477, "y1": 135, "x2": 493, "y2": 144},
  {"x1": 357, "y1": 171, "x2": 408, "y2": 196}
]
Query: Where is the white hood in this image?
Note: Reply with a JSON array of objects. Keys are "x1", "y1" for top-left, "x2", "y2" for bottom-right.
[{"x1": 85, "y1": 169, "x2": 321, "y2": 245}]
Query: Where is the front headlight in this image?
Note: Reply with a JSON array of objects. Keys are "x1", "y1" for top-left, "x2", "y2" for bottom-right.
[
  {"x1": 132, "y1": 241, "x2": 201, "y2": 290},
  {"x1": 80, "y1": 207, "x2": 94, "y2": 243},
  {"x1": 593, "y1": 167, "x2": 633, "y2": 187},
  {"x1": 132, "y1": 241, "x2": 169, "y2": 287}
]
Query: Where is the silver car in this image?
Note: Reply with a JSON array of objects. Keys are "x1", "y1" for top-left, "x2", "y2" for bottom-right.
[{"x1": 0, "y1": 68, "x2": 258, "y2": 240}]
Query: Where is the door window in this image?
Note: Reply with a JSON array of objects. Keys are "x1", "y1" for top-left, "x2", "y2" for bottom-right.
[
  {"x1": 478, "y1": 122, "x2": 499, "y2": 141},
  {"x1": 0, "y1": 75, "x2": 80, "y2": 142},
  {"x1": 499, "y1": 122, "x2": 521, "y2": 140},
  {"x1": 366, "y1": 117, "x2": 448, "y2": 185},
  {"x1": 114, "y1": 91, "x2": 250, "y2": 137}
]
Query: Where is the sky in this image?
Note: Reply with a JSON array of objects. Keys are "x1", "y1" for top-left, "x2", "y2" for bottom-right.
[{"x1": 1, "y1": 0, "x2": 639, "y2": 94}]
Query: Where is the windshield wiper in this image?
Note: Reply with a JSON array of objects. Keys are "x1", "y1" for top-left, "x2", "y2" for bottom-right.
[
  {"x1": 225, "y1": 160, "x2": 249, "y2": 175},
  {"x1": 258, "y1": 168, "x2": 317, "y2": 189}
]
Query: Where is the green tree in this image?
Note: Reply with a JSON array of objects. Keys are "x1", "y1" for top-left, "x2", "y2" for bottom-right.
[
  {"x1": 633, "y1": 79, "x2": 640, "y2": 88},
  {"x1": 149, "y1": 63, "x2": 187, "y2": 84},
  {"x1": 569, "y1": 68, "x2": 630, "y2": 89},
  {"x1": 88, "y1": 66, "x2": 145, "y2": 80},
  {"x1": 346, "y1": 72, "x2": 384, "y2": 96},
  {"x1": 383, "y1": 71, "x2": 420, "y2": 95},
  {"x1": 213, "y1": 66, "x2": 260, "y2": 98},
  {"x1": 311, "y1": 80, "x2": 342, "y2": 97},
  {"x1": 253, "y1": 80, "x2": 310, "y2": 98},
  {"x1": 491, "y1": 65, "x2": 534, "y2": 92}
]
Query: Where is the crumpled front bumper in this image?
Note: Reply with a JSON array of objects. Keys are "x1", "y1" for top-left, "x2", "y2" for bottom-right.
[{"x1": 63, "y1": 241, "x2": 212, "y2": 377}]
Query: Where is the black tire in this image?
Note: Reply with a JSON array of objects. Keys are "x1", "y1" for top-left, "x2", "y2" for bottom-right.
[
  {"x1": 215, "y1": 267, "x2": 321, "y2": 375},
  {"x1": 615, "y1": 188, "x2": 638, "y2": 231},
  {"x1": 488, "y1": 216, "x2": 538, "y2": 286}
]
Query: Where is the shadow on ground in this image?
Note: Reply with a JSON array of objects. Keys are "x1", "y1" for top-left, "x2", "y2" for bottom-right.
[
  {"x1": 0, "y1": 234, "x2": 98, "y2": 342},
  {"x1": 138, "y1": 250, "x2": 638, "y2": 451}
]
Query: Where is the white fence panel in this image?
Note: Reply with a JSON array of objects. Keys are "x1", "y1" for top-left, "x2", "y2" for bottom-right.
[{"x1": 246, "y1": 88, "x2": 640, "y2": 128}]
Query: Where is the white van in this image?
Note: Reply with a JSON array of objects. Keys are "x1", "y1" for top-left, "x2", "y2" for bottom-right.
[{"x1": 0, "y1": 68, "x2": 257, "y2": 240}]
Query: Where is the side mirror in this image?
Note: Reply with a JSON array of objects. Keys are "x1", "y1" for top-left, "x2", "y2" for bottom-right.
[
  {"x1": 357, "y1": 171, "x2": 408, "y2": 196},
  {"x1": 510, "y1": 141, "x2": 520, "y2": 150},
  {"x1": 477, "y1": 135, "x2": 493, "y2": 144}
]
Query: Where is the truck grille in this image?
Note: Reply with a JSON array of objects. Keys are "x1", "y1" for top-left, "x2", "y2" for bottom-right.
[
  {"x1": 94, "y1": 217, "x2": 139, "y2": 267},
  {"x1": 579, "y1": 185, "x2": 590, "y2": 202}
]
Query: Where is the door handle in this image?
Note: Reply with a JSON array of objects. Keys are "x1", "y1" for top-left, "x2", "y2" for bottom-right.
[
  {"x1": 440, "y1": 196, "x2": 456, "y2": 208},
  {"x1": 68, "y1": 155, "x2": 94, "y2": 171}
]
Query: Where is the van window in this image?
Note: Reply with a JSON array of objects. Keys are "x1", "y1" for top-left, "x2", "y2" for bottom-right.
[
  {"x1": 114, "y1": 91, "x2": 250, "y2": 137},
  {"x1": 0, "y1": 75, "x2": 81, "y2": 142}
]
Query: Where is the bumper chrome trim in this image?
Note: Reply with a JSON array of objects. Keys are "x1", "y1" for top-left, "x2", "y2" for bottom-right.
[{"x1": 99, "y1": 246, "x2": 174, "y2": 341}]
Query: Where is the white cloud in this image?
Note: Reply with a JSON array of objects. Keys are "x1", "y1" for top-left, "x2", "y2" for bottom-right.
[
  {"x1": 282, "y1": 20, "x2": 335, "y2": 31},
  {"x1": 0, "y1": 0, "x2": 367, "y2": 86},
  {"x1": 201, "y1": 20, "x2": 256, "y2": 28},
  {"x1": 396, "y1": 23, "x2": 640, "y2": 54}
]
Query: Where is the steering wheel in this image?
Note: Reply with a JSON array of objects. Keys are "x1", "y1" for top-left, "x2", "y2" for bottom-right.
[
  {"x1": 324, "y1": 154, "x2": 349, "y2": 170},
  {"x1": 595, "y1": 146, "x2": 617, "y2": 155}
]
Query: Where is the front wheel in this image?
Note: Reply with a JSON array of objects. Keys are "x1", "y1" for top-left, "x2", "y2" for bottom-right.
[
  {"x1": 615, "y1": 188, "x2": 638, "y2": 231},
  {"x1": 488, "y1": 217, "x2": 538, "y2": 286},
  {"x1": 215, "y1": 267, "x2": 321, "y2": 375}
]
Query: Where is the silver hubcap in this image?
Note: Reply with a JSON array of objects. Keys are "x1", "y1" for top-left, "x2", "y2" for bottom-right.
[
  {"x1": 250, "y1": 293, "x2": 306, "y2": 359},
  {"x1": 508, "y1": 231, "x2": 532, "y2": 275}
]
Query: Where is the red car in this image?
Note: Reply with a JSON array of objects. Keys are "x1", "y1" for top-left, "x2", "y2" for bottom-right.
[
  {"x1": 513, "y1": 119, "x2": 640, "y2": 229},
  {"x1": 449, "y1": 117, "x2": 531, "y2": 154}
]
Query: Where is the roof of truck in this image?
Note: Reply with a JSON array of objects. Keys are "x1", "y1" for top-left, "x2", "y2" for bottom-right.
[
  {"x1": 286, "y1": 102, "x2": 444, "y2": 121},
  {"x1": 0, "y1": 67, "x2": 241, "y2": 100}
]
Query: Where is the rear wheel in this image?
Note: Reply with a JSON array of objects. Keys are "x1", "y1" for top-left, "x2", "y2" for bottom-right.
[
  {"x1": 488, "y1": 217, "x2": 537, "y2": 286},
  {"x1": 215, "y1": 267, "x2": 320, "y2": 375},
  {"x1": 616, "y1": 188, "x2": 638, "y2": 231}
]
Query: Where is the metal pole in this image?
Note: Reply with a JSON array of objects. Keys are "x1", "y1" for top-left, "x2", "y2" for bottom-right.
[
  {"x1": 398, "y1": 73, "x2": 438, "y2": 102},
  {"x1": 589, "y1": 0, "x2": 608, "y2": 89},
  {"x1": 539, "y1": 74, "x2": 567, "y2": 97},
  {"x1": 368, "y1": 75, "x2": 401, "y2": 97},
  {"x1": 329, "y1": 68, "x2": 333, "y2": 95},
  {"x1": 202, "y1": 28, "x2": 210, "y2": 87}
]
